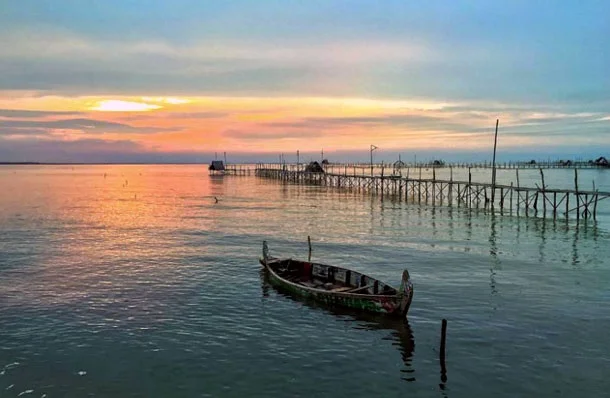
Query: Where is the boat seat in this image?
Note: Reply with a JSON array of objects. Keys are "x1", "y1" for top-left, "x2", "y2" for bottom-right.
[
  {"x1": 344, "y1": 284, "x2": 374, "y2": 293},
  {"x1": 330, "y1": 286, "x2": 353, "y2": 293}
]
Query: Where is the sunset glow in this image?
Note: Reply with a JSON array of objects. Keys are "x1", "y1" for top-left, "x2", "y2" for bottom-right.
[
  {"x1": 2, "y1": 93, "x2": 605, "y2": 161},
  {"x1": 0, "y1": 1, "x2": 608, "y2": 162},
  {"x1": 90, "y1": 100, "x2": 163, "y2": 112}
]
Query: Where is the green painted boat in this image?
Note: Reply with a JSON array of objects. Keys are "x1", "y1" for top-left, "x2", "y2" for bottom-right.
[{"x1": 259, "y1": 241, "x2": 413, "y2": 319}]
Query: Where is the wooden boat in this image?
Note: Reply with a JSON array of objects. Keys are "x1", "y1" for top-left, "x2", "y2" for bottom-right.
[
  {"x1": 258, "y1": 268, "x2": 415, "y2": 376},
  {"x1": 259, "y1": 240, "x2": 413, "y2": 318}
]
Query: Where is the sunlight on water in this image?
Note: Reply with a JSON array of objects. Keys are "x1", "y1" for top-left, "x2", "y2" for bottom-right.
[{"x1": 0, "y1": 165, "x2": 609, "y2": 397}]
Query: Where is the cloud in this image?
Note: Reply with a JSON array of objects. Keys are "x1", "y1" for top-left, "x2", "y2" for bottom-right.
[
  {"x1": 89, "y1": 100, "x2": 162, "y2": 112},
  {"x1": 0, "y1": 1, "x2": 607, "y2": 108},
  {"x1": 167, "y1": 111, "x2": 228, "y2": 119},
  {"x1": 0, "y1": 30, "x2": 433, "y2": 67},
  {"x1": 0, "y1": 109, "x2": 82, "y2": 118},
  {"x1": 223, "y1": 129, "x2": 326, "y2": 141},
  {"x1": 0, "y1": 137, "x2": 145, "y2": 163},
  {"x1": 0, "y1": 117, "x2": 177, "y2": 135},
  {"x1": 249, "y1": 108, "x2": 609, "y2": 146},
  {"x1": 0, "y1": 127, "x2": 54, "y2": 137},
  {"x1": 260, "y1": 114, "x2": 490, "y2": 134}
]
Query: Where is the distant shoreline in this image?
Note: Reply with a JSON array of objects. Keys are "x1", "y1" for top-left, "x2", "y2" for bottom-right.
[{"x1": 0, "y1": 162, "x2": 208, "y2": 165}]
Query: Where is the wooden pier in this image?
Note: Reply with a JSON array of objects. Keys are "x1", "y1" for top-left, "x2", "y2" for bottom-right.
[
  {"x1": 321, "y1": 159, "x2": 609, "y2": 172},
  {"x1": 208, "y1": 163, "x2": 252, "y2": 176},
  {"x1": 255, "y1": 164, "x2": 609, "y2": 221},
  {"x1": 224, "y1": 165, "x2": 252, "y2": 176}
]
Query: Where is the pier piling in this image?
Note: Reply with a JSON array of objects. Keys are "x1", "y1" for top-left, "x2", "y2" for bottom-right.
[{"x1": 253, "y1": 163, "x2": 608, "y2": 222}]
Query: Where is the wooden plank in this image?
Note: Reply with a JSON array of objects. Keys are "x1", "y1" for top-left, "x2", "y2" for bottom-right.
[
  {"x1": 331, "y1": 286, "x2": 353, "y2": 293},
  {"x1": 345, "y1": 284, "x2": 374, "y2": 293}
]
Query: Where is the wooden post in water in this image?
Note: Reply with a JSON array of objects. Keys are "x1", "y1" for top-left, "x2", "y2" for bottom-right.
[
  {"x1": 575, "y1": 169, "x2": 580, "y2": 221},
  {"x1": 468, "y1": 168, "x2": 472, "y2": 208},
  {"x1": 516, "y1": 169, "x2": 521, "y2": 216},
  {"x1": 540, "y1": 168, "x2": 546, "y2": 217},
  {"x1": 307, "y1": 235, "x2": 312, "y2": 262},
  {"x1": 491, "y1": 119, "x2": 499, "y2": 206},
  {"x1": 440, "y1": 319, "x2": 448, "y2": 383},
  {"x1": 370, "y1": 145, "x2": 377, "y2": 176},
  {"x1": 432, "y1": 168, "x2": 436, "y2": 206},
  {"x1": 449, "y1": 167, "x2": 453, "y2": 205},
  {"x1": 510, "y1": 181, "x2": 513, "y2": 214},
  {"x1": 404, "y1": 179, "x2": 408, "y2": 202},
  {"x1": 419, "y1": 168, "x2": 422, "y2": 204},
  {"x1": 380, "y1": 165, "x2": 385, "y2": 200}
]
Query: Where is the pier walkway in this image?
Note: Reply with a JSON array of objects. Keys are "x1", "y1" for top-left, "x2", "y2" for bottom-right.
[{"x1": 254, "y1": 163, "x2": 609, "y2": 221}]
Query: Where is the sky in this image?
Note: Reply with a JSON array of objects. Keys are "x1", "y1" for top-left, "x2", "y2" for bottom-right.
[{"x1": 0, "y1": 0, "x2": 608, "y2": 163}]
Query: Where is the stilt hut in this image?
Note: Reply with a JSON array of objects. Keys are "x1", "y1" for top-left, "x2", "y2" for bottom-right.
[
  {"x1": 208, "y1": 160, "x2": 226, "y2": 175},
  {"x1": 305, "y1": 161, "x2": 325, "y2": 173}
]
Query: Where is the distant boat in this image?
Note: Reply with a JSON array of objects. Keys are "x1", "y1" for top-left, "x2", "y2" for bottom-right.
[{"x1": 259, "y1": 240, "x2": 413, "y2": 318}]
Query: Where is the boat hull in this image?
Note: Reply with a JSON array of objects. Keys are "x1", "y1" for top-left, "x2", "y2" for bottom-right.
[{"x1": 260, "y1": 258, "x2": 413, "y2": 317}]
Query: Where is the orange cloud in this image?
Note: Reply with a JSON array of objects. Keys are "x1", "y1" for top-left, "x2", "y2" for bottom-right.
[
  {"x1": 0, "y1": 93, "x2": 604, "y2": 156},
  {"x1": 89, "y1": 100, "x2": 162, "y2": 112}
]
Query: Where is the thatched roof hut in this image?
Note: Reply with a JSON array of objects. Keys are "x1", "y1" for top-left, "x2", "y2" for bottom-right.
[
  {"x1": 208, "y1": 160, "x2": 225, "y2": 171},
  {"x1": 305, "y1": 161, "x2": 325, "y2": 173}
]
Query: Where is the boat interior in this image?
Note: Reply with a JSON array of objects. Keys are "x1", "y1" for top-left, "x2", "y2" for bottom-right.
[{"x1": 266, "y1": 258, "x2": 397, "y2": 296}]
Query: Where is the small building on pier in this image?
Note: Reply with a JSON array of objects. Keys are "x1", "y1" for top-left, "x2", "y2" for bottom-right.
[
  {"x1": 594, "y1": 157, "x2": 609, "y2": 167},
  {"x1": 305, "y1": 161, "x2": 325, "y2": 173},
  {"x1": 208, "y1": 160, "x2": 225, "y2": 175}
]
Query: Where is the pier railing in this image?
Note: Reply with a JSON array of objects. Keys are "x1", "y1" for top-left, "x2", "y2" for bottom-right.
[{"x1": 254, "y1": 163, "x2": 609, "y2": 221}]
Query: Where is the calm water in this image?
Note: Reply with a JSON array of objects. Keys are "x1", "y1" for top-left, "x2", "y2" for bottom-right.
[{"x1": 1, "y1": 165, "x2": 609, "y2": 397}]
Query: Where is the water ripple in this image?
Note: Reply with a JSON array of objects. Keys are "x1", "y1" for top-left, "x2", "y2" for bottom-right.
[{"x1": 0, "y1": 165, "x2": 609, "y2": 397}]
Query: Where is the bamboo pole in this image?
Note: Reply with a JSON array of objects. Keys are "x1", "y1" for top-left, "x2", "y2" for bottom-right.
[{"x1": 491, "y1": 119, "x2": 499, "y2": 206}]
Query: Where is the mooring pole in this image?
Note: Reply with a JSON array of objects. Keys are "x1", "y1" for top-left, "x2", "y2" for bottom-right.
[
  {"x1": 440, "y1": 318, "x2": 448, "y2": 383},
  {"x1": 491, "y1": 119, "x2": 499, "y2": 206},
  {"x1": 370, "y1": 145, "x2": 377, "y2": 176},
  {"x1": 307, "y1": 235, "x2": 312, "y2": 262}
]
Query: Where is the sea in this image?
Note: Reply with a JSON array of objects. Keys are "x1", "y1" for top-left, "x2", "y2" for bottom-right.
[{"x1": 0, "y1": 165, "x2": 609, "y2": 397}]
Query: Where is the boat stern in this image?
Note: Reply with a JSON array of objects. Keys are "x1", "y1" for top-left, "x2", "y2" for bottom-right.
[
  {"x1": 398, "y1": 269, "x2": 414, "y2": 318},
  {"x1": 261, "y1": 240, "x2": 269, "y2": 266}
]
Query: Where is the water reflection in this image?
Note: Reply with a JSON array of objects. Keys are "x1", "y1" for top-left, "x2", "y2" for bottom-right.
[
  {"x1": 209, "y1": 174, "x2": 227, "y2": 198},
  {"x1": 488, "y1": 214, "x2": 499, "y2": 297},
  {"x1": 571, "y1": 223, "x2": 580, "y2": 267},
  {"x1": 258, "y1": 269, "x2": 416, "y2": 382}
]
